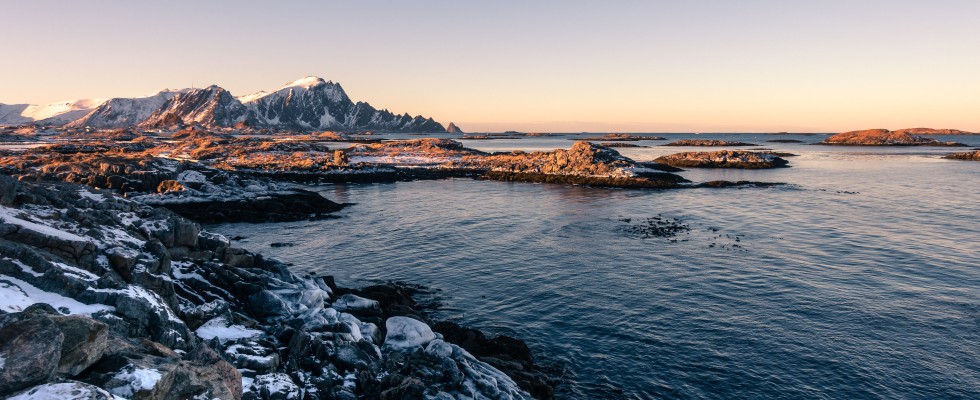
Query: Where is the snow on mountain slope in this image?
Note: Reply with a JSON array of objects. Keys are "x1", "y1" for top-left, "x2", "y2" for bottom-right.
[
  {"x1": 3, "y1": 76, "x2": 446, "y2": 132},
  {"x1": 239, "y1": 76, "x2": 350, "y2": 130},
  {"x1": 66, "y1": 89, "x2": 191, "y2": 129},
  {"x1": 139, "y1": 86, "x2": 248, "y2": 128},
  {"x1": 0, "y1": 98, "x2": 106, "y2": 126}
]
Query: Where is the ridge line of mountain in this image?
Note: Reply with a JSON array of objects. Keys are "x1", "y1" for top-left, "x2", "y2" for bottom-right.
[{"x1": 1, "y1": 76, "x2": 448, "y2": 133}]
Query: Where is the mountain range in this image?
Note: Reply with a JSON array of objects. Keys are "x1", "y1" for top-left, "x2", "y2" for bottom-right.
[{"x1": 1, "y1": 77, "x2": 447, "y2": 132}]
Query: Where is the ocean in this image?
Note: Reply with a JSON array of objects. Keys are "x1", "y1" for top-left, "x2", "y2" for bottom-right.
[{"x1": 213, "y1": 133, "x2": 980, "y2": 399}]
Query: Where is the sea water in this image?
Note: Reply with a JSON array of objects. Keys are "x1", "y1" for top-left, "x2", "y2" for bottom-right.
[{"x1": 214, "y1": 134, "x2": 980, "y2": 399}]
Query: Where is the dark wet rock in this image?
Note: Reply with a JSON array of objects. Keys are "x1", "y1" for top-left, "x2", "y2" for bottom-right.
[
  {"x1": 620, "y1": 215, "x2": 691, "y2": 239},
  {"x1": 269, "y1": 242, "x2": 294, "y2": 248},
  {"x1": 433, "y1": 321, "x2": 555, "y2": 399},
  {"x1": 655, "y1": 150, "x2": 789, "y2": 169},
  {"x1": 819, "y1": 129, "x2": 967, "y2": 146},
  {"x1": 943, "y1": 149, "x2": 980, "y2": 161},
  {"x1": 0, "y1": 173, "x2": 18, "y2": 206},
  {"x1": 52, "y1": 315, "x2": 110, "y2": 377},
  {"x1": 0, "y1": 309, "x2": 65, "y2": 396},
  {"x1": 637, "y1": 161, "x2": 684, "y2": 172},
  {"x1": 159, "y1": 189, "x2": 345, "y2": 223},
  {"x1": 664, "y1": 139, "x2": 758, "y2": 146}
]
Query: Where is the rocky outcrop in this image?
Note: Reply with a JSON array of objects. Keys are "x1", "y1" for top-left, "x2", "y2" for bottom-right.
[
  {"x1": 446, "y1": 122, "x2": 463, "y2": 134},
  {"x1": 820, "y1": 129, "x2": 967, "y2": 146},
  {"x1": 579, "y1": 133, "x2": 664, "y2": 141},
  {"x1": 0, "y1": 179, "x2": 538, "y2": 399},
  {"x1": 655, "y1": 150, "x2": 790, "y2": 169},
  {"x1": 663, "y1": 139, "x2": 758, "y2": 146},
  {"x1": 943, "y1": 149, "x2": 980, "y2": 161},
  {"x1": 480, "y1": 141, "x2": 688, "y2": 188},
  {"x1": 891, "y1": 128, "x2": 975, "y2": 135}
]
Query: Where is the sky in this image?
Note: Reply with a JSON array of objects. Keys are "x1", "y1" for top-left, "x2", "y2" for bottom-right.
[{"x1": 2, "y1": 0, "x2": 979, "y2": 132}]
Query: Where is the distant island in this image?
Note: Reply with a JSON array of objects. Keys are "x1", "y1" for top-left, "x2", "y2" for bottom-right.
[{"x1": 819, "y1": 128, "x2": 970, "y2": 146}]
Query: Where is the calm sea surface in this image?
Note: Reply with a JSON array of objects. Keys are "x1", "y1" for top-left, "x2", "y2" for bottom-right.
[{"x1": 214, "y1": 133, "x2": 980, "y2": 399}]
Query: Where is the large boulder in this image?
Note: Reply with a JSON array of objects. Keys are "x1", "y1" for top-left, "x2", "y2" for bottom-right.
[
  {"x1": 5, "y1": 381, "x2": 115, "y2": 400},
  {"x1": 0, "y1": 174, "x2": 17, "y2": 206},
  {"x1": 52, "y1": 315, "x2": 110, "y2": 376},
  {"x1": 0, "y1": 309, "x2": 66, "y2": 396},
  {"x1": 384, "y1": 316, "x2": 436, "y2": 351}
]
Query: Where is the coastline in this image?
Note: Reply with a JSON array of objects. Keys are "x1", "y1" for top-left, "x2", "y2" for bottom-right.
[{"x1": 0, "y1": 175, "x2": 550, "y2": 399}]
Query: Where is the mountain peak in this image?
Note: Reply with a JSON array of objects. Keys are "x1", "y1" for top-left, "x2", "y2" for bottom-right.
[{"x1": 284, "y1": 76, "x2": 327, "y2": 89}]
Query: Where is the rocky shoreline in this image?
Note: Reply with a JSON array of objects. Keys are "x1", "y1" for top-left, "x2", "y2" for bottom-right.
[
  {"x1": 942, "y1": 149, "x2": 980, "y2": 161},
  {"x1": 0, "y1": 175, "x2": 550, "y2": 399}
]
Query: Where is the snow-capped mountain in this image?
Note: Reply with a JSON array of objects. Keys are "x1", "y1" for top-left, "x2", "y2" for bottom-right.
[
  {"x1": 0, "y1": 98, "x2": 105, "y2": 126},
  {"x1": 238, "y1": 76, "x2": 445, "y2": 132},
  {"x1": 239, "y1": 77, "x2": 350, "y2": 130},
  {"x1": 140, "y1": 85, "x2": 248, "y2": 128},
  {"x1": 4, "y1": 76, "x2": 448, "y2": 132},
  {"x1": 66, "y1": 89, "x2": 190, "y2": 129}
]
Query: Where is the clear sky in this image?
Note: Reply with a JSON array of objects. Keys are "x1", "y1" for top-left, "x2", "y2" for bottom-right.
[{"x1": 3, "y1": 0, "x2": 979, "y2": 132}]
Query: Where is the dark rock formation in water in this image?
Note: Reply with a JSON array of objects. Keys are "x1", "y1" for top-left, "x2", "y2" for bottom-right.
[
  {"x1": 664, "y1": 139, "x2": 758, "y2": 146},
  {"x1": 943, "y1": 149, "x2": 980, "y2": 161},
  {"x1": 655, "y1": 150, "x2": 790, "y2": 169},
  {"x1": 577, "y1": 133, "x2": 664, "y2": 141},
  {"x1": 482, "y1": 141, "x2": 689, "y2": 188},
  {"x1": 0, "y1": 177, "x2": 539, "y2": 399},
  {"x1": 820, "y1": 129, "x2": 967, "y2": 146},
  {"x1": 446, "y1": 122, "x2": 464, "y2": 134}
]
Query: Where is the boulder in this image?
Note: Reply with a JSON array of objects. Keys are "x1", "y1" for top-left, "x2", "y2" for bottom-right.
[
  {"x1": 0, "y1": 310, "x2": 65, "y2": 396},
  {"x1": 156, "y1": 180, "x2": 185, "y2": 193},
  {"x1": 0, "y1": 174, "x2": 18, "y2": 206},
  {"x1": 51, "y1": 315, "x2": 110, "y2": 377},
  {"x1": 5, "y1": 381, "x2": 115, "y2": 400},
  {"x1": 384, "y1": 316, "x2": 436, "y2": 351}
]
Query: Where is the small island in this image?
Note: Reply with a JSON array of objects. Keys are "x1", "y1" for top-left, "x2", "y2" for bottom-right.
[
  {"x1": 819, "y1": 129, "x2": 968, "y2": 146},
  {"x1": 943, "y1": 149, "x2": 980, "y2": 161},
  {"x1": 663, "y1": 139, "x2": 758, "y2": 147},
  {"x1": 655, "y1": 150, "x2": 790, "y2": 169},
  {"x1": 576, "y1": 133, "x2": 665, "y2": 141}
]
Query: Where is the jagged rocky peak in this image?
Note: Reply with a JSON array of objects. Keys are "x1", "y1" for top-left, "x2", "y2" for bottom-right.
[
  {"x1": 8, "y1": 76, "x2": 450, "y2": 132},
  {"x1": 446, "y1": 122, "x2": 464, "y2": 133},
  {"x1": 140, "y1": 85, "x2": 247, "y2": 128}
]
